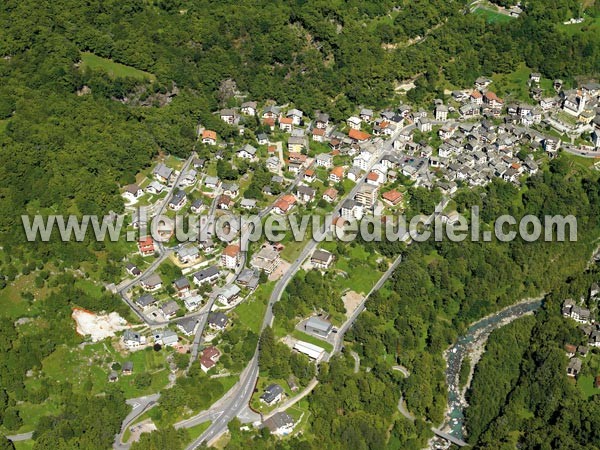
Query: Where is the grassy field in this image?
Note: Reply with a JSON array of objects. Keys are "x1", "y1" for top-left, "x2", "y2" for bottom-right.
[
  {"x1": 557, "y1": 14, "x2": 600, "y2": 35},
  {"x1": 234, "y1": 283, "x2": 273, "y2": 334},
  {"x1": 80, "y1": 52, "x2": 156, "y2": 81},
  {"x1": 578, "y1": 374, "x2": 598, "y2": 399},
  {"x1": 322, "y1": 243, "x2": 385, "y2": 295},
  {"x1": 291, "y1": 329, "x2": 334, "y2": 353},
  {"x1": 473, "y1": 6, "x2": 514, "y2": 24},
  {"x1": 491, "y1": 63, "x2": 540, "y2": 103}
]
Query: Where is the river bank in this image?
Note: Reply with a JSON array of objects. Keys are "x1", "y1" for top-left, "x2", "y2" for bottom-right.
[{"x1": 439, "y1": 296, "x2": 545, "y2": 442}]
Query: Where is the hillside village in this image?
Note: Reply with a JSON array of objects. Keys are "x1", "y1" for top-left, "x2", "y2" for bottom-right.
[{"x1": 104, "y1": 73, "x2": 600, "y2": 441}]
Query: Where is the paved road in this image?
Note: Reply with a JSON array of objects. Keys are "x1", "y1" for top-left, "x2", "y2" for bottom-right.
[
  {"x1": 114, "y1": 394, "x2": 160, "y2": 449},
  {"x1": 6, "y1": 432, "x2": 33, "y2": 442},
  {"x1": 187, "y1": 127, "x2": 406, "y2": 449}
]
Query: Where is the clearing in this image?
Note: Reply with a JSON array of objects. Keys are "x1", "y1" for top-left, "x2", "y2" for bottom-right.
[{"x1": 80, "y1": 52, "x2": 156, "y2": 81}]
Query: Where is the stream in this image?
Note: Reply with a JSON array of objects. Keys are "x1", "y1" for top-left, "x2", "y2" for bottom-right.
[{"x1": 442, "y1": 297, "x2": 544, "y2": 442}]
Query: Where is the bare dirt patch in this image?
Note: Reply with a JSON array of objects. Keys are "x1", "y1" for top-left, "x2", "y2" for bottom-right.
[
  {"x1": 342, "y1": 290, "x2": 364, "y2": 319},
  {"x1": 72, "y1": 308, "x2": 127, "y2": 342}
]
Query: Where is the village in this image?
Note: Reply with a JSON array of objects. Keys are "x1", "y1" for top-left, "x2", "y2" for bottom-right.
[{"x1": 97, "y1": 73, "x2": 600, "y2": 442}]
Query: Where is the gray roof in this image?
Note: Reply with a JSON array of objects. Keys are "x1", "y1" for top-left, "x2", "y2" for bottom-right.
[
  {"x1": 123, "y1": 361, "x2": 134, "y2": 371},
  {"x1": 143, "y1": 273, "x2": 162, "y2": 287},
  {"x1": 264, "y1": 412, "x2": 294, "y2": 432},
  {"x1": 312, "y1": 249, "x2": 333, "y2": 264},
  {"x1": 360, "y1": 108, "x2": 374, "y2": 116},
  {"x1": 208, "y1": 312, "x2": 228, "y2": 328},
  {"x1": 123, "y1": 330, "x2": 141, "y2": 342},
  {"x1": 177, "y1": 318, "x2": 198, "y2": 334},
  {"x1": 161, "y1": 300, "x2": 180, "y2": 316},
  {"x1": 261, "y1": 383, "x2": 284, "y2": 403},
  {"x1": 169, "y1": 189, "x2": 186, "y2": 206},
  {"x1": 238, "y1": 144, "x2": 257, "y2": 155},
  {"x1": 173, "y1": 277, "x2": 190, "y2": 290},
  {"x1": 193, "y1": 266, "x2": 220, "y2": 283},
  {"x1": 136, "y1": 294, "x2": 156, "y2": 308},
  {"x1": 153, "y1": 163, "x2": 173, "y2": 180},
  {"x1": 305, "y1": 316, "x2": 333, "y2": 333}
]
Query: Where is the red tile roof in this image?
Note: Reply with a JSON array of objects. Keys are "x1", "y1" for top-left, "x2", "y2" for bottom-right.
[
  {"x1": 223, "y1": 244, "x2": 240, "y2": 258},
  {"x1": 349, "y1": 129, "x2": 371, "y2": 141},
  {"x1": 382, "y1": 190, "x2": 403, "y2": 205},
  {"x1": 202, "y1": 130, "x2": 217, "y2": 140}
]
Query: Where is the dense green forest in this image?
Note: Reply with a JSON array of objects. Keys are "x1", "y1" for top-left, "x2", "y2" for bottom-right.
[{"x1": 466, "y1": 272, "x2": 600, "y2": 449}]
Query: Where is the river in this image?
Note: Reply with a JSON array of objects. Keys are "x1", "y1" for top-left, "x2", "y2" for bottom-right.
[{"x1": 441, "y1": 297, "x2": 544, "y2": 442}]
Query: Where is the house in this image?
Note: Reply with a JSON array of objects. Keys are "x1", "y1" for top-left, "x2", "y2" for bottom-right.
[
  {"x1": 286, "y1": 108, "x2": 303, "y2": 125},
  {"x1": 347, "y1": 116, "x2": 362, "y2": 130},
  {"x1": 263, "y1": 412, "x2": 295, "y2": 436},
  {"x1": 567, "y1": 358, "x2": 582, "y2": 378},
  {"x1": 329, "y1": 166, "x2": 344, "y2": 183},
  {"x1": 484, "y1": 91, "x2": 503, "y2": 109},
  {"x1": 287, "y1": 136, "x2": 305, "y2": 152},
  {"x1": 222, "y1": 183, "x2": 239, "y2": 198},
  {"x1": 179, "y1": 169, "x2": 197, "y2": 187},
  {"x1": 250, "y1": 245, "x2": 281, "y2": 274},
  {"x1": 177, "y1": 245, "x2": 200, "y2": 264},
  {"x1": 220, "y1": 108, "x2": 235, "y2": 124},
  {"x1": 237, "y1": 268, "x2": 260, "y2": 290},
  {"x1": 202, "y1": 129, "x2": 217, "y2": 145},
  {"x1": 262, "y1": 105, "x2": 281, "y2": 120},
  {"x1": 240, "y1": 198, "x2": 258, "y2": 210},
  {"x1": 126, "y1": 263, "x2": 141, "y2": 277},
  {"x1": 145, "y1": 181, "x2": 165, "y2": 195},
  {"x1": 204, "y1": 176, "x2": 219, "y2": 189},
  {"x1": 153, "y1": 163, "x2": 174, "y2": 184},
  {"x1": 183, "y1": 295, "x2": 203, "y2": 312},
  {"x1": 311, "y1": 249, "x2": 334, "y2": 269},
  {"x1": 323, "y1": 187, "x2": 338, "y2": 203},
  {"x1": 304, "y1": 316, "x2": 333, "y2": 338},
  {"x1": 475, "y1": 77, "x2": 492, "y2": 90},
  {"x1": 155, "y1": 329, "x2": 179, "y2": 346},
  {"x1": 123, "y1": 184, "x2": 143, "y2": 202},
  {"x1": 355, "y1": 184, "x2": 378, "y2": 208},
  {"x1": 190, "y1": 198, "x2": 205, "y2": 214},
  {"x1": 108, "y1": 371, "x2": 118, "y2": 382},
  {"x1": 360, "y1": 108, "x2": 374, "y2": 122},
  {"x1": 122, "y1": 330, "x2": 145, "y2": 349},
  {"x1": 257, "y1": 133, "x2": 269, "y2": 145},
  {"x1": 216, "y1": 284, "x2": 241, "y2": 305},
  {"x1": 237, "y1": 144, "x2": 257, "y2": 160},
  {"x1": 199, "y1": 239, "x2": 216, "y2": 254},
  {"x1": 173, "y1": 277, "x2": 191, "y2": 298},
  {"x1": 347, "y1": 166, "x2": 362, "y2": 182},
  {"x1": 122, "y1": 361, "x2": 134, "y2": 375},
  {"x1": 168, "y1": 189, "x2": 187, "y2": 211},
  {"x1": 565, "y1": 344, "x2": 577, "y2": 358},
  {"x1": 193, "y1": 266, "x2": 220, "y2": 286},
  {"x1": 304, "y1": 169, "x2": 316, "y2": 183},
  {"x1": 273, "y1": 196, "x2": 296, "y2": 214},
  {"x1": 135, "y1": 294, "x2": 157, "y2": 309},
  {"x1": 341, "y1": 199, "x2": 363, "y2": 220},
  {"x1": 200, "y1": 346, "x2": 221, "y2": 372},
  {"x1": 279, "y1": 116, "x2": 294, "y2": 132},
  {"x1": 260, "y1": 384, "x2": 284, "y2": 406},
  {"x1": 266, "y1": 156, "x2": 280, "y2": 172},
  {"x1": 176, "y1": 318, "x2": 198, "y2": 336},
  {"x1": 217, "y1": 194, "x2": 234, "y2": 210},
  {"x1": 348, "y1": 128, "x2": 371, "y2": 143},
  {"x1": 435, "y1": 104, "x2": 448, "y2": 121},
  {"x1": 207, "y1": 312, "x2": 228, "y2": 331},
  {"x1": 366, "y1": 171, "x2": 380, "y2": 186},
  {"x1": 382, "y1": 189, "x2": 403, "y2": 206},
  {"x1": 141, "y1": 273, "x2": 163, "y2": 291},
  {"x1": 530, "y1": 73, "x2": 541, "y2": 84},
  {"x1": 241, "y1": 101, "x2": 257, "y2": 116},
  {"x1": 315, "y1": 153, "x2": 334, "y2": 168},
  {"x1": 296, "y1": 185, "x2": 316, "y2": 203},
  {"x1": 315, "y1": 113, "x2": 329, "y2": 129},
  {"x1": 160, "y1": 300, "x2": 180, "y2": 319},
  {"x1": 470, "y1": 90, "x2": 483, "y2": 105},
  {"x1": 312, "y1": 127, "x2": 326, "y2": 142},
  {"x1": 418, "y1": 117, "x2": 432, "y2": 132},
  {"x1": 221, "y1": 244, "x2": 241, "y2": 269}
]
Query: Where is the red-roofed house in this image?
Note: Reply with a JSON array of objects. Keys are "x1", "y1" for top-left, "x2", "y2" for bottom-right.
[
  {"x1": 382, "y1": 190, "x2": 404, "y2": 206},
  {"x1": 470, "y1": 90, "x2": 483, "y2": 105},
  {"x1": 263, "y1": 118, "x2": 275, "y2": 131},
  {"x1": 484, "y1": 91, "x2": 503, "y2": 108},
  {"x1": 202, "y1": 130, "x2": 217, "y2": 145},
  {"x1": 366, "y1": 171, "x2": 380, "y2": 185},
  {"x1": 138, "y1": 236, "x2": 155, "y2": 256},
  {"x1": 273, "y1": 195, "x2": 297, "y2": 215},
  {"x1": 304, "y1": 169, "x2": 316, "y2": 183},
  {"x1": 312, "y1": 128, "x2": 326, "y2": 142},
  {"x1": 221, "y1": 244, "x2": 241, "y2": 269},
  {"x1": 279, "y1": 117, "x2": 294, "y2": 132},
  {"x1": 200, "y1": 346, "x2": 221, "y2": 372},
  {"x1": 323, "y1": 187, "x2": 338, "y2": 203},
  {"x1": 348, "y1": 128, "x2": 371, "y2": 142},
  {"x1": 329, "y1": 166, "x2": 345, "y2": 183}
]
